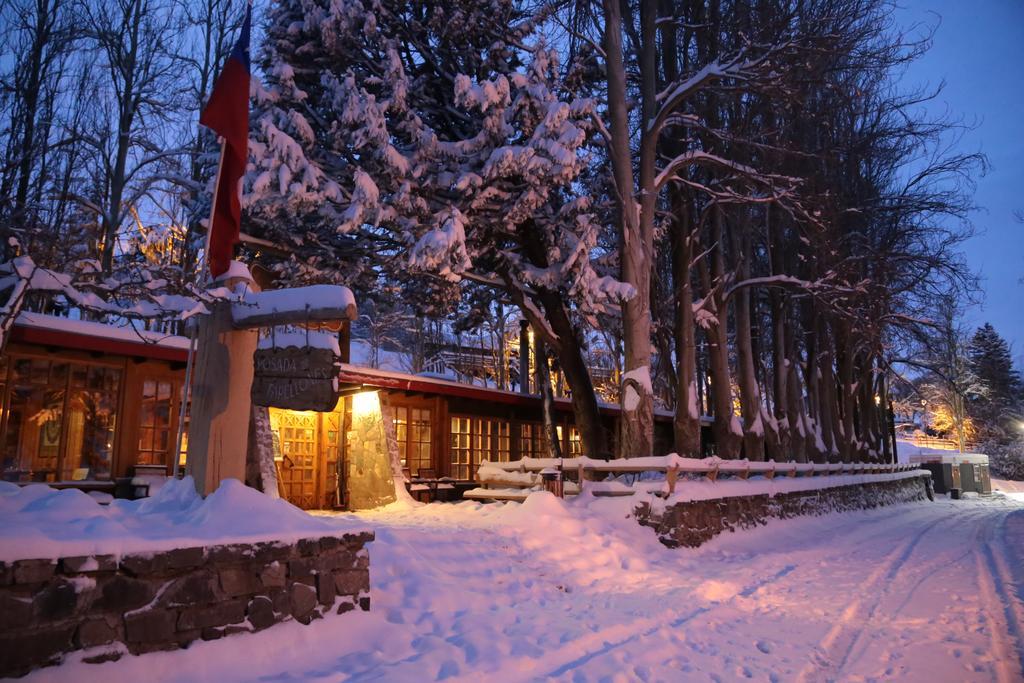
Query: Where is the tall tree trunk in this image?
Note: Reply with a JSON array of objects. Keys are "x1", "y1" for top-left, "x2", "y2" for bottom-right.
[
  {"x1": 733, "y1": 218, "x2": 765, "y2": 460},
  {"x1": 601, "y1": 0, "x2": 654, "y2": 458},
  {"x1": 699, "y1": 210, "x2": 741, "y2": 458},
  {"x1": 534, "y1": 336, "x2": 563, "y2": 460},
  {"x1": 671, "y1": 204, "x2": 700, "y2": 456}
]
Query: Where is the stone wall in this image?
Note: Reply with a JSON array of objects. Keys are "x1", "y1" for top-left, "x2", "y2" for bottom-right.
[
  {"x1": 634, "y1": 474, "x2": 933, "y2": 549},
  {"x1": 0, "y1": 531, "x2": 373, "y2": 677}
]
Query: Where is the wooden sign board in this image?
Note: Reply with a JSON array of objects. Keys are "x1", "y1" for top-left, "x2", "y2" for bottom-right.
[
  {"x1": 251, "y1": 376, "x2": 339, "y2": 411},
  {"x1": 252, "y1": 346, "x2": 341, "y2": 411},
  {"x1": 254, "y1": 347, "x2": 337, "y2": 377}
]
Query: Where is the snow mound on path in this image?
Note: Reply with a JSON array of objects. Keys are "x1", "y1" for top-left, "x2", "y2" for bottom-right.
[{"x1": 0, "y1": 478, "x2": 366, "y2": 562}]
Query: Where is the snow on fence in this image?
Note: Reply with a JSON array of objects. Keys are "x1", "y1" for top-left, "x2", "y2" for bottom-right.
[{"x1": 467, "y1": 456, "x2": 924, "y2": 502}]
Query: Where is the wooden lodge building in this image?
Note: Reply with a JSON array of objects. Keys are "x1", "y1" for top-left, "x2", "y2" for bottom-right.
[{"x1": 0, "y1": 312, "x2": 690, "y2": 510}]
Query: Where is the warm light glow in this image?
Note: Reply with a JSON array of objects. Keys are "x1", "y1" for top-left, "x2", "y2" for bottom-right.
[{"x1": 352, "y1": 390, "x2": 381, "y2": 417}]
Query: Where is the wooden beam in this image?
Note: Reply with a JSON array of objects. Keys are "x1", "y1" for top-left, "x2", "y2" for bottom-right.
[{"x1": 231, "y1": 285, "x2": 357, "y2": 329}]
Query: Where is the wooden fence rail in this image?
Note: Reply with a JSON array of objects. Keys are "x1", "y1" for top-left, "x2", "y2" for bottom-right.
[{"x1": 465, "y1": 457, "x2": 924, "y2": 502}]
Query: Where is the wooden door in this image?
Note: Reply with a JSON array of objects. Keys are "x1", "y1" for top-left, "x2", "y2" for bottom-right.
[
  {"x1": 275, "y1": 411, "x2": 320, "y2": 508},
  {"x1": 322, "y1": 408, "x2": 343, "y2": 509}
]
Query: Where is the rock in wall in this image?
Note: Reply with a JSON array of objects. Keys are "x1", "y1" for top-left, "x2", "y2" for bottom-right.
[
  {"x1": 0, "y1": 531, "x2": 373, "y2": 677},
  {"x1": 633, "y1": 474, "x2": 933, "y2": 549}
]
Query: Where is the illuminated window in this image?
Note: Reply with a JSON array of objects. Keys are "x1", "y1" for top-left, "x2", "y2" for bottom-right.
[
  {"x1": 450, "y1": 417, "x2": 512, "y2": 479},
  {"x1": 137, "y1": 379, "x2": 179, "y2": 468},
  {"x1": 567, "y1": 426, "x2": 582, "y2": 455},
  {"x1": 519, "y1": 422, "x2": 545, "y2": 459},
  {"x1": 394, "y1": 406, "x2": 432, "y2": 475},
  {"x1": 0, "y1": 357, "x2": 120, "y2": 482},
  {"x1": 450, "y1": 416, "x2": 472, "y2": 480}
]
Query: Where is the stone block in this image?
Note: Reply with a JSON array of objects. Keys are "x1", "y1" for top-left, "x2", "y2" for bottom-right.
[
  {"x1": 206, "y1": 543, "x2": 255, "y2": 565},
  {"x1": 259, "y1": 561, "x2": 286, "y2": 589},
  {"x1": 176, "y1": 628, "x2": 202, "y2": 646},
  {"x1": 219, "y1": 567, "x2": 261, "y2": 597},
  {"x1": 177, "y1": 599, "x2": 246, "y2": 631},
  {"x1": 13, "y1": 559, "x2": 56, "y2": 584},
  {"x1": 35, "y1": 579, "x2": 82, "y2": 620},
  {"x1": 76, "y1": 618, "x2": 117, "y2": 648},
  {"x1": 288, "y1": 557, "x2": 317, "y2": 584},
  {"x1": 359, "y1": 596, "x2": 371, "y2": 611},
  {"x1": 271, "y1": 588, "x2": 290, "y2": 615},
  {"x1": 333, "y1": 569, "x2": 369, "y2": 596},
  {"x1": 160, "y1": 571, "x2": 219, "y2": 607},
  {"x1": 82, "y1": 650, "x2": 123, "y2": 665},
  {"x1": 344, "y1": 530, "x2": 375, "y2": 546},
  {"x1": 297, "y1": 538, "x2": 320, "y2": 556},
  {"x1": 0, "y1": 592, "x2": 34, "y2": 629},
  {"x1": 119, "y1": 552, "x2": 158, "y2": 576},
  {"x1": 316, "y1": 571, "x2": 336, "y2": 606},
  {"x1": 355, "y1": 552, "x2": 369, "y2": 571},
  {"x1": 336, "y1": 600, "x2": 355, "y2": 615},
  {"x1": 94, "y1": 574, "x2": 156, "y2": 612},
  {"x1": 62, "y1": 554, "x2": 117, "y2": 573},
  {"x1": 251, "y1": 542, "x2": 293, "y2": 564},
  {"x1": 162, "y1": 547, "x2": 205, "y2": 571},
  {"x1": 290, "y1": 583, "x2": 317, "y2": 621},
  {"x1": 246, "y1": 596, "x2": 276, "y2": 631},
  {"x1": 125, "y1": 608, "x2": 177, "y2": 643},
  {"x1": 0, "y1": 624, "x2": 74, "y2": 676},
  {"x1": 319, "y1": 536, "x2": 341, "y2": 552},
  {"x1": 200, "y1": 626, "x2": 224, "y2": 641},
  {"x1": 0, "y1": 562, "x2": 12, "y2": 586},
  {"x1": 129, "y1": 639, "x2": 181, "y2": 656}
]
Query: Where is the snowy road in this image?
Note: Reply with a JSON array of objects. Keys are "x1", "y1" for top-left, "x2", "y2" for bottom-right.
[{"x1": 32, "y1": 490, "x2": 1024, "y2": 683}]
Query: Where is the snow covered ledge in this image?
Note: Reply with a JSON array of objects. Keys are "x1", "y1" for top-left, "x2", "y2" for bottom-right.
[
  {"x1": 0, "y1": 479, "x2": 374, "y2": 677},
  {"x1": 633, "y1": 470, "x2": 933, "y2": 549}
]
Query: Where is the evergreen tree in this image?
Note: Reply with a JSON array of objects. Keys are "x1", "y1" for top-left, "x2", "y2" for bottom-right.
[
  {"x1": 967, "y1": 322, "x2": 1023, "y2": 441},
  {"x1": 244, "y1": 0, "x2": 629, "y2": 458}
]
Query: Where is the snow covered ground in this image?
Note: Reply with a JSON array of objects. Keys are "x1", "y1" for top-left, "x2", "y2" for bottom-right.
[{"x1": 27, "y1": 490, "x2": 1024, "y2": 683}]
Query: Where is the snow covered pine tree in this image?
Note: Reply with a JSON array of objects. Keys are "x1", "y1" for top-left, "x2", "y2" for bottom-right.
[{"x1": 245, "y1": 0, "x2": 632, "y2": 459}]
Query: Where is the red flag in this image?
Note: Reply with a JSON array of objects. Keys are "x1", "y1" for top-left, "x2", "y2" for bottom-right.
[{"x1": 199, "y1": 3, "x2": 251, "y2": 278}]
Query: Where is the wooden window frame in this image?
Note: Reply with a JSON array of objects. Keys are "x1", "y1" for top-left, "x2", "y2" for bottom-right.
[{"x1": 0, "y1": 351, "x2": 125, "y2": 482}]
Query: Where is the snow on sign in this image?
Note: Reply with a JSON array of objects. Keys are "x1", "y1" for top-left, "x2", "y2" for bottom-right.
[
  {"x1": 251, "y1": 326, "x2": 344, "y2": 411},
  {"x1": 242, "y1": 286, "x2": 356, "y2": 411}
]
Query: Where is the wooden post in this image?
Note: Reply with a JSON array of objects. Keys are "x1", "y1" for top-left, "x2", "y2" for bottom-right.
[
  {"x1": 519, "y1": 319, "x2": 530, "y2": 395},
  {"x1": 186, "y1": 299, "x2": 259, "y2": 496}
]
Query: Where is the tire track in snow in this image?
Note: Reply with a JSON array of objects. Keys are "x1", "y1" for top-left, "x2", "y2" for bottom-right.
[
  {"x1": 492, "y1": 562, "x2": 800, "y2": 682},
  {"x1": 974, "y1": 506, "x2": 1024, "y2": 683},
  {"x1": 795, "y1": 514, "x2": 948, "y2": 683}
]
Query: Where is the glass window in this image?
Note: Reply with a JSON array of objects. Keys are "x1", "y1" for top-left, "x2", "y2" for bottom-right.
[
  {"x1": 450, "y1": 417, "x2": 472, "y2": 480},
  {"x1": 64, "y1": 373, "x2": 120, "y2": 480},
  {"x1": 136, "y1": 378, "x2": 177, "y2": 469},
  {"x1": 394, "y1": 406, "x2": 432, "y2": 475},
  {"x1": 519, "y1": 423, "x2": 545, "y2": 459},
  {"x1": 567, "y1": 426, "x2": 583, "y2": 455},
  {"x1": 1, "y1": 357, "x2": 121, "y2": 482},
  {"x1": 449, "y1": 417, "x2": 513, "y2": 480}
]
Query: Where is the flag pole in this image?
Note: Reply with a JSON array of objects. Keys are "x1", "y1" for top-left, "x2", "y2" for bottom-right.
[{"x1": 173, "y1": 137, "x2": 227, "y2": 479}]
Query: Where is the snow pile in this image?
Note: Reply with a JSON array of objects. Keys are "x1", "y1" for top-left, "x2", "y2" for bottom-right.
[
  {"x1": 0, "y1": 478, "x2": 367, "y2": 562},
  {"x1": 16, "y1": 312, "x2": 191, "y2": 350},
  {"x1": 36, "y1": 491, "x2": 1024, "y2": 682}
]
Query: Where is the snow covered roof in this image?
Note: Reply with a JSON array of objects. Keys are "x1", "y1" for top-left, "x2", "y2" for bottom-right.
[
  {"x1": 908, "y1": 453, "x2": 989, "y2": 465},
  {"x1": 337, "y1": 362, "x2": 697, "y2": 422},
  {"x1": 11, "y1": 312, "x2": 191, "y2": 362}
]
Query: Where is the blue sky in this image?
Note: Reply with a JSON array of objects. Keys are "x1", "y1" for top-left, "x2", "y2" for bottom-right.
[{"x1": 896, "y1": 1, "x2": 1024, "y2": 361}]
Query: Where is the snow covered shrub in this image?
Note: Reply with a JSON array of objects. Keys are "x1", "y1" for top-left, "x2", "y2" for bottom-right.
[{"x1": 981, "y1": 439, "x2": 1024, "y2": 481}]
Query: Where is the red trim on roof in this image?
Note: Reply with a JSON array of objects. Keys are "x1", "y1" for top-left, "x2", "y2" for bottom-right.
[
  {"x1": 338, "y1": 366, "x2": 625, "y2": 417},
  {"x1": 10, "y1": 324, "x2": 190, "y2": 363}
]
